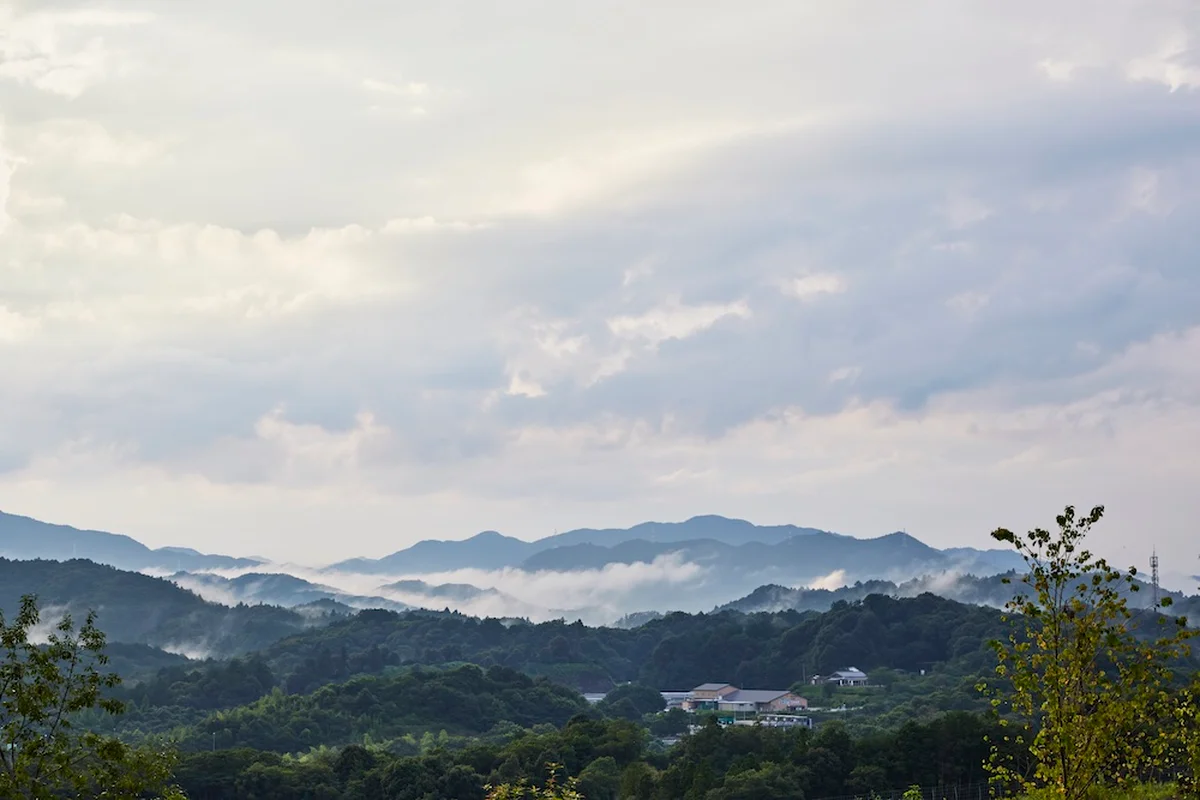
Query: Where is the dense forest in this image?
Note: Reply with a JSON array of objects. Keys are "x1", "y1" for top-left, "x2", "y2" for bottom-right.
[
  {"x1": 98, "y1": 665, "x2": 589, "y2": 752},
  {"x1": 254, "y1": 593, "x2": 1008, "y2": 695},
  {"x1": 68, "y1": 593, "x2": 1007, "y2": 755},
  {"x1": 170, "y1": 713, "x2": 1005, "y2": 800}
]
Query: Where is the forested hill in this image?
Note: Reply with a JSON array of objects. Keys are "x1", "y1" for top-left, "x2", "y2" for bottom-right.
[
  {"x1": 88, "y1": 593, "x2": 1013, "y2": 763},
  {"x1": 0, "y1": 557, "x2": 328, "y2": 659},
  {"x1": 249, "y1": 593, "x2": 1008, "y2": 694},
  {"x1": 722, "y1": 571, "x2": 1200, "y2": 618},
  {"x1": 0, "y1": 557, "x2": 1004, "y2": 686},
  {"x1": 184, "y1": 665, "x2": 588, "y2": 752},
  {"x1": 719, "y1": 574, "x2": 1021, "y2": 613}
]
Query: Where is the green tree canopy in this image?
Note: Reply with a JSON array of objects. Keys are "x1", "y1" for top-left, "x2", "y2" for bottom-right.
[
  {"x1": 986, "y1": 505, "x2": 1197, "y2": 798},
  {"x1": 0, "y1": 594, "x2": 184, "y2": 799}
]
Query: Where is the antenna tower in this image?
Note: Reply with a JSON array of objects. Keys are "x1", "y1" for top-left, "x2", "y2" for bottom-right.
[{"x1": 1150, "y1": 550, "x2": 1160, "y2": 608}]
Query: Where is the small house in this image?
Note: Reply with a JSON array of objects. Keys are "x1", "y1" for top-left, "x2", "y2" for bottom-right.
[
  {"x1": 716, "y1": 689, "x2": 808, "y2": 714},
  {"x1": 825, "y1": 667, "x2": 868, "y2": 686}
]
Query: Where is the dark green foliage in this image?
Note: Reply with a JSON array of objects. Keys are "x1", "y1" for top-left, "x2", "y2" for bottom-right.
[
  {"x1": 179, "y1": 664, "x2": 588, "y2": 752},
  {"x1": 102, "y1": 642, "x2": 194, "y2": 682},
  {"x1": 0, "y1": 594, "x2": 185, "y2": 799},
  {"x1": 259, "y1": 593, "x2": 1008, "y2": 696},
  {"x1": 0, "y1": 558, "x2": 323, "y2": 658},
  {"x1": 171, "y1": 713, "x2": 1005, "y2": 800},
  {"x1": 576, "y1": 756, "x2": 620, "y2": 799},
  {"x1": 119, "y1": 655, "x2": 279, "y2": 710},
  {"x1": 595, "y1": 683, "x2": 665, "y2": 720}
]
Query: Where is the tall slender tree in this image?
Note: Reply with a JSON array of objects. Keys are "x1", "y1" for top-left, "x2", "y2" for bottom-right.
[
  {"x1": 984, "y1": 505, "x2": 1195, "y2": 798},
  {"x1": 0, "y1": 594, "x2": 185, "y2": 799}
]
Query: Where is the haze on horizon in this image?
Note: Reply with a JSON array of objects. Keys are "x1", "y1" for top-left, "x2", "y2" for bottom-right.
[{"x1": 1, "y1": 1, "x2": 1198, "y2": 572}]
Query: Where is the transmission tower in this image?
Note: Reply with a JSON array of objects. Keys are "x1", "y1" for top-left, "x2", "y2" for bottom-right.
[{"x1": 1150, "y1": 550, "x2": 1160, "y2": 607}]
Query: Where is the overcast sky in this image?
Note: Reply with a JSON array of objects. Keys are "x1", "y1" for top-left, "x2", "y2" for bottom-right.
[{"x1": 1, "y1": 1, "x2": 1198, "y2": 573}]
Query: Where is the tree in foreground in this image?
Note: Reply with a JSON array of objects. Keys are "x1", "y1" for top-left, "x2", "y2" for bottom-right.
[
  {"x1": 486, "y1": 762, "x2": 583, "y2": 800},
  {"x1": 0, "y1": 594, "x2": 185, "y2": 800},
  {"x1": 984, "y1": 505, "x2": 1196, "y2": 799}
]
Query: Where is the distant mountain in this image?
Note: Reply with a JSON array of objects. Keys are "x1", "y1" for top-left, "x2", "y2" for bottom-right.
[
  {"x1": 719, "y1": 571, "x2": 1200, "y2": 616},
  {"x1": 381, "y1": 579, "x2": 504, "y2": 603},
  {"x1": 520, "y1": 530, "x2": 1024, "y2": 581},
  {"x1": 0, "y1": 511, "x2": 262, "y2": 573},
  {"x1": 0, "y1": 558, "x2": 330, "y2": 658},
  {"x1": 170, "y1": 571, "x2": 410, "y2": 613},
  {"x1": 0, "y1": 510, "x2": 1031, "y2": 624},
  {"x1": 536, "y1": 515, "x2": 833, "y2": 549},
  {"x1": 326, "y1": 515, "x2": 1022, "y2": 585},
  {"x1": 941, "y1": 546, "x2": 1030, "y2": 575},
  {"x1": 521, "y1": 538, "x2": 704, "y2": 571},
  {"x1": 325, "y1": 515, "x2": 914, "y2": 575},
  {"x1": 325, "y1": 530, "x2": 536, "y2": 575}
]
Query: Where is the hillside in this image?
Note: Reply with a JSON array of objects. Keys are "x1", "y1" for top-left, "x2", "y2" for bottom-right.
[
  {"x1": 94, "y1": 592, "x2": 1015, "y2": 739},
  {"x1": 721, "y1": 571, "x2": 1200, "y2": 617},
  {"x1": 179, "y1": 664, "x2": 589, "y2": 752},
  {"x1": 171, "y1": 571, "x2": 410, "y2": 612},
  {"x1": 250, "y1": 593, "x2": 1012, "y2": 694},
  {"x1": 0, "y1": 510, "x2": 261, "y2": 572},
  {"x1": 0, "y1": 558, "x2": 328, "y2": 658}
]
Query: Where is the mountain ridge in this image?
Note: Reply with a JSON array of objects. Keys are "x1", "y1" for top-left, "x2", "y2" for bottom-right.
[
  {"x1": 324, "y1": 515, "x2": 1020, "y2": 577},
  {"x1": 0, "y1": 510, "x2": 262, "y2": 573}
]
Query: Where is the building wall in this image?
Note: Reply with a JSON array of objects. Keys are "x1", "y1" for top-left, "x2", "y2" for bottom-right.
[{"x1": 765, "y1": 694, "x2": 807, "y2": 712}]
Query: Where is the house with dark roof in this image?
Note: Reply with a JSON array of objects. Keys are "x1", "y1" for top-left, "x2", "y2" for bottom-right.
[
  {"x1": 717, "y1": 689, "x2": 808, "y2": 714},
  {"x1": 811, "y1": 667, "x2": 869, "y2": 686}
]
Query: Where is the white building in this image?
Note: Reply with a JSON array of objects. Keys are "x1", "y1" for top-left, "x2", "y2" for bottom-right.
[{"x1": 819, "y1": 667, "x2": 868, "y2": 686}]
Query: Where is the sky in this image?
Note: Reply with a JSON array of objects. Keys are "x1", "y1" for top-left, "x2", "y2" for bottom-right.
[{"x1": 1, "y1": 0, "x2": 1199, "y2": 574}]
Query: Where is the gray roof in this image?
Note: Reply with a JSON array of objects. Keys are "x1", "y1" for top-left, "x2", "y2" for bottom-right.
[
  {"x1": 722, "y1": 689, "x2": 792, "y2": 704},
  {"x1": 831, "y1": 668, "x2": 867, "y2": 678},
  {"x1": 692, "y1": 682, "x2": 734, "y2": 692}
]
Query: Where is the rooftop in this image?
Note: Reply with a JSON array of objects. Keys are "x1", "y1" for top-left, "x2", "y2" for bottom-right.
[
  {"x1": 832, "y1": 668, "x2": 868, "y2": 678},
  {"x1": 722, "y1": 689, "x2": 792, "y2": 703}
]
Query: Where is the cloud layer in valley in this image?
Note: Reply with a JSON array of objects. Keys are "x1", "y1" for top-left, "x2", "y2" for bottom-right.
[{"x1": 2, "y1": 1, "x2": 1200, "y2": 571}]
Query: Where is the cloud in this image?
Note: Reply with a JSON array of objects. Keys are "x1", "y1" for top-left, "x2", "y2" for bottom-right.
[
  {"x1": 807, "y1": 570, "x2": 848, "y2": 591},
  {"x1": 17, "y1": 119, "x2": 168, "y2": 166},
  {"x1": 167, "y1": 555, "x2": 710, "y2": 624},
  {"x1": 1126, "y1": 34, "x2": 1200, "y2": 91},
  {"x1": 362, "y1": 78, "x2": 429, "y2": 97},
  {"x1": 607, "y1": 298, "x2": 751, "y2": 346},
  {"x1": 0, "y1": 7, "x2": 152, "y2": 98},
  {"x1": 24, "y1": 604, "x2": 72, "y2": 645},
  {"x1": 377, "y1": 553, "x2": 709, "y2": 623},
  {"x1": 0, "y1": 0, "x2": 1198, "y2": 574},
  {"x1": 786, "y1": 274, "x2": 846, "y2": 301}
]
